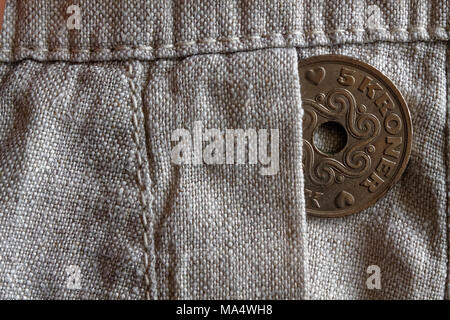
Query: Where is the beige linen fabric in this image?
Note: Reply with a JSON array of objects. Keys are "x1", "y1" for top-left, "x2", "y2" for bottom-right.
[
  {"x1": 0, "y1": 0, "x2": 447, "y2": 62},
  {"x1": 139, "y1": 50, "x2": 306, "y2": 299},
  {"x1": 0, "y1": 1, "x2": 448, "y2": 299},
  {"x1": 0, "y1": 61, "x2": 148, "y2": 299},
  {"x1": 446, "y1": 44, "x2": 449, "y2": 300}
]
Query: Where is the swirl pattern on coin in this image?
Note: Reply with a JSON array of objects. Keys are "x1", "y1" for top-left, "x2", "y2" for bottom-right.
[{"x1": 299, "y1": 55, "x2": 412, "y2": 217}]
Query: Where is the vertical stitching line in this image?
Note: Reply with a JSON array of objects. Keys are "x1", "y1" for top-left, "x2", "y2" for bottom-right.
[{"x1": 126, "y1": 63, "x2": 156, "y2": 300}]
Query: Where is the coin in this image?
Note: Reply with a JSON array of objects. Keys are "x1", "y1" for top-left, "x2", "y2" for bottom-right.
[{"x1": 299, "y1": 55, "x2": 412, "y2": 217}]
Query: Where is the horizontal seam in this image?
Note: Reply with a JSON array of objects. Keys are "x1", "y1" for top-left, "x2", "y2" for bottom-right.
[{"x1": 0, "y1": 26, "x2": 448, "y2": 54}]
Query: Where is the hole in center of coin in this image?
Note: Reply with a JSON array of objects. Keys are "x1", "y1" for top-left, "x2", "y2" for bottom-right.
[{"x1": 313, "y1": 121, "x2": 347, "y2": 155}]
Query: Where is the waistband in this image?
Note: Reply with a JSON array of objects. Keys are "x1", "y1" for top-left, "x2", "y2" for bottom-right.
[{"x1": 0, "y1": 0, "x2": 448, "y2": 63}]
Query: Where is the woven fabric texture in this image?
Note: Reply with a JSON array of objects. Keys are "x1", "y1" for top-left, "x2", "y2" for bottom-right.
[
  {"x1": 140, "y1": 49, "x2": 306, "y2": 299},
  {"x1": 0, "y1": 61, "x2": 148, "y2": 299},
  {"x1": 0, "y1": 0, "x2": 448, "y2": 299},
  {"x1": 0, "y1": 0, "x2": 447, "y2": 62},
  {"x1": 298, "y1": 41, "x2": 448, "y2": 299}
]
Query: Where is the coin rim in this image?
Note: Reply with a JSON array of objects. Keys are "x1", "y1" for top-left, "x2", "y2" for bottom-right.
[{"x1": 299, "y1": 54, "x2": 413, "y2": 218}]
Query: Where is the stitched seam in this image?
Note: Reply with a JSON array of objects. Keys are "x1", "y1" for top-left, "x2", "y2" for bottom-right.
[
  {"x1": 126, "y1": 63, "x2": 156, "y2": 300},
  {"x1": 0, "y1": 26, "x2": 448, "y2": 54}
]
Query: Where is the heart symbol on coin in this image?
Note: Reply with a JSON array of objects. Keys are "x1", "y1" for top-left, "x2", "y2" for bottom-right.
[
  {"x1": 305, "y1": 67, "x2": 325, "y2": 85},
  {"x1": 335, "y1": 191, "x2": 355, "y2": 209}
]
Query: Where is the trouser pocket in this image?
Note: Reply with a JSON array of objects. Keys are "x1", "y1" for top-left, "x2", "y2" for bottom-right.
[{"x1": 140, "y1": 48, "x2": 307, "y2": 299}]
